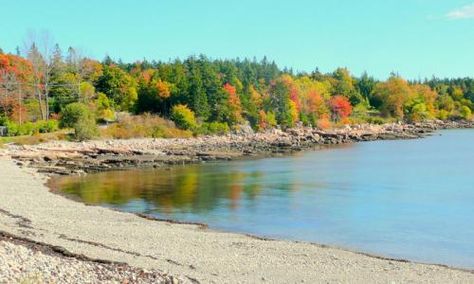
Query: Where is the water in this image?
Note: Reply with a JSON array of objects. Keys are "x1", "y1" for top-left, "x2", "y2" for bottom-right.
[{"x1": 51, "y1": 129, "x2": 474, "y2": 268}]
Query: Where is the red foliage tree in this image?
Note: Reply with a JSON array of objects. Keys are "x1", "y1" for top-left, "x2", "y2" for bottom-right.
[
  {"x1": 0, "y1": 54, "x2": 34, "y2": 122},
  {"x1": 329, "y1": 95, "x2": 352, "y2": 121}
]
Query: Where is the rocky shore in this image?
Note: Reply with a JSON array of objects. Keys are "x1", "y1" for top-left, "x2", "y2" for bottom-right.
[{"x1": 5, "y1": 120, "x2": 473, "y2": 176}]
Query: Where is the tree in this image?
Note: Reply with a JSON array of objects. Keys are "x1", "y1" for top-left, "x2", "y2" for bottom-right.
[
  {"x1": 95, "y1": 65, "x2": 137, "y2": 111},
  {"x1": 184, "y1": 58, "x2": 210, "y2": 119},
  {"x1": 240, "y1": 84, "x2": 263, "y2": 126},
  {"x1": 25, "y1": 31, "x2": 55, "y2": 120},
  {"x1": 411, "y1": 84, "x2": 437, "y2": 118},
  {"x1": 404, "y1": 98, "x2": 429, "y2": 122},
  {"x1": 268, "y1": 76, "x2": 297, "y2": 127},
  {"x1": 437, "y1": 94, "x2": 455, "y2": 114},
  {"x1": 50, "y1": 72, "x2": 80, "y2": 112},
  {"x1": 59, "y1": 102, "x2": 98, "y2": 140},
  {"x1": 81, "y1": 59, "x2": 103, "y2": 83},
  {"x1": 332, "y1": 68, "x2": 363, "y2": 105},
  {"x1": 329, "y1": 95, "x2": 352, "y2": 121},
  {"x1": 0, "y1": 54, "x2": 33, "y2": 123},
  {"x1": 223, "y1": 83, "x2": 242, "y2": 125},
  {"x1": 295, "y1": 76, "x2": 330, "y2": 126},
  {"x1": 357, "y1": 72, "x2": 377, "y2": 105},
  {"x1": 372, "y1": 76, "x2": 413, "y2": 119},
  {"x1": 257, "y1": 110, "x2": 268, "y2": 131},
  {"x1": 136, "y1": 78, "x2": 173, "y2": 115}
]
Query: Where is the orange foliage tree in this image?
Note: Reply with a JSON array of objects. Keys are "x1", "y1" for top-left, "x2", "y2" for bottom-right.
[
  {"x1": 155, "y1": 80, "x2": 172, "y2": 99},
  {"x1": 372, "y1": 76, "x2": 413, "y2": 119},
  {"x1": 223, "y1": 83, "x2": 242, "y2": 125}
]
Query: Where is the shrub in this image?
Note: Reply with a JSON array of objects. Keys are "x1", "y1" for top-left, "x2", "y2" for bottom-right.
[
  {"x1": 60, "y1": 103, "x2": 98, "y2": 140},
  {"x1": 171, "y1": 104, "x2": 197, "y2": 130},
  {"x1": 95, "y1": 93, "x2": 116, "y2": 122},
  {"x1": 5, "y1": 121, "x2": 20, "y2": 136},
  {"x1": 73, "y1": 116, "x2": 99, "y2": 141},
  {"x1": 4, "y1": 120, "x2": 59, "y2": 136},
  {"x1": 299, "y1": 113, "x2": 310, "y2": 127},
  {"x1": 438, "y1": 110, "x2": 450, "y2": 121},
  {"x1": 198, "y1": 122, "x2": 230, "y2": 135},
  {"x1": 0, "y1": 116, "x2": 7, "y2": 126},
  {"x1": 60, "y1": 103, "x2": 93, "y2": 128},
  {"x1": 460, "y1": 106, "x2": 472, "y2": 120},
  {"x1": 38, "y1": 120, "x2": 59, "y2": 133},
  {"x1": 366, "y1": 116, "x2": 388, "y2": 125},
  {"x1": 97, "y1": 108, "x2": 116, "y2": 122},
  {"x1": 317, "y1": 114, "x2": 332, "y2": 130},
  {"x1": 266, "y1": 112, "x2": 277, "y2": 128},
  {"x1": 208, "y1": 122, "x2": 230, "y2": 134}
]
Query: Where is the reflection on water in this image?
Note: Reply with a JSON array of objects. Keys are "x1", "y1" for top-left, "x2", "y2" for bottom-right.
[
  {"x1": 53, "y1": 165, "x2": 272, "y2": 214},
  {"x1": 51, "y1": 129, "x2": 474, "y2": 269}
]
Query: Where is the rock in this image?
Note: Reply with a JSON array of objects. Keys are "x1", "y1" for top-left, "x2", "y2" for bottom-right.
[{"x1": 234, "y1": 122, "x2": 254, "y2": 136}]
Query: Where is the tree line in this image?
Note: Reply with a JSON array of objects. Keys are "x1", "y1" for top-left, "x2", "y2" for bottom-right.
[{"x1": 1, "y1": 43, "x2": 473, "y2": 137}]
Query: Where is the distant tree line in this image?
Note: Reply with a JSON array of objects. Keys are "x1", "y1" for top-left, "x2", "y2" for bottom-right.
[{"x1": 1, "y1": 42, "x2": 473, "y2": 137}]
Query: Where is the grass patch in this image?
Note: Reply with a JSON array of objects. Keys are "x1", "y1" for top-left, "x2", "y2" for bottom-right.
[
  {"x1": 0, "y1": 130, "x2": 70, "y2": 146},
  {"x1": 100, "y1": 113, "x2": 192, "y2": 139}
]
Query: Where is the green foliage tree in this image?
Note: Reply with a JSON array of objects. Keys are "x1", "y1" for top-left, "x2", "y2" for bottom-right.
[
  {"x1": 332, "y1": 68, "x2": 364, "y2": 105},
  {"x1": 357, "y1": 72, "x2": 377, "y2": 106},
  {"x1": 95, "y1": 65, "x2": 138, "y2": 111},
  {"x1": 268, "y1": 77, "x2": 296, "y2": 127},
  {"x1": 185, "y1": 58, "x2": 210, "y2": 120}
]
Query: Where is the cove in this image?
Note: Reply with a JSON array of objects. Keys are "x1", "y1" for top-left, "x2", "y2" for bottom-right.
[{"x1": 50, "y1": 129, "x2": 474, "y2": 269}]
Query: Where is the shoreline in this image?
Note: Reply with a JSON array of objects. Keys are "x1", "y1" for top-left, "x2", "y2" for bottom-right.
[
  {"x1": 5, "y1": 120, "x2": 474, "y2": 176},
  {"x1": 1, "y1": 157, "x2": 474, "y2": 283},
  {"x1": 1, "y1": 121, "x2": 474, "y2": 282},
  {"x1": 42, "y1": 179, "x2": 474, "y2": 273}
]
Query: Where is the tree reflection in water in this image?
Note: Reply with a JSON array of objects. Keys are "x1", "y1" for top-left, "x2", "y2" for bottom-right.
[{"x1": 51, "y1": 164, "x2": 267, "y2": 214}]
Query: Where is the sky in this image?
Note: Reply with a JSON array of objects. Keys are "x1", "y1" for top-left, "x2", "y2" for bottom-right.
[{"x1": 1, "y1": 0, "x2": 473, "y2": 79}]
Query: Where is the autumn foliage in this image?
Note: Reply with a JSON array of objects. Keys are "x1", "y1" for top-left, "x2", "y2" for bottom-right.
[
  {"x1": 1, "y1": 41, "x2": 474, "y2": 140},
  {"x1": 223, "y1": 83, "x2": 242, "y2": 125},
  {"x1": 329, "y1": 95, "x2": 352, "y2": 121}
]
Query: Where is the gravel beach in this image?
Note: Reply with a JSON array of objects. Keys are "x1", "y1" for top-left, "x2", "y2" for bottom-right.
[
  {"x1": 0, "y1": 234, "x2": 180, "y2": 283},
  {"x1": 1, "y1": 153, "x2": 474, "y2": 283}
]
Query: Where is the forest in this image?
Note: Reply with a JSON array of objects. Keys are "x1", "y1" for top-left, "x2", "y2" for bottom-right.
[{"x1": 0, "y1": 43, "x2": 473, "y2": 140}]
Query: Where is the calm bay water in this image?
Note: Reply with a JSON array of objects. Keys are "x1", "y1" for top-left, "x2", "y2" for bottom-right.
[{"x1": 52, "y1": 129, "x2": 474, "y2": 268}]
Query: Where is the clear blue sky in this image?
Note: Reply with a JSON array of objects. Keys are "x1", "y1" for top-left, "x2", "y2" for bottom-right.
[{"x1": 1, "y1": 0, "x2": 473, "y2": 79}]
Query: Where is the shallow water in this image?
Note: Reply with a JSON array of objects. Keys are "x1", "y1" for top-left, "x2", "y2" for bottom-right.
[{"x1": 52, "y1": 129, "x2": 474, "y2": 268}]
